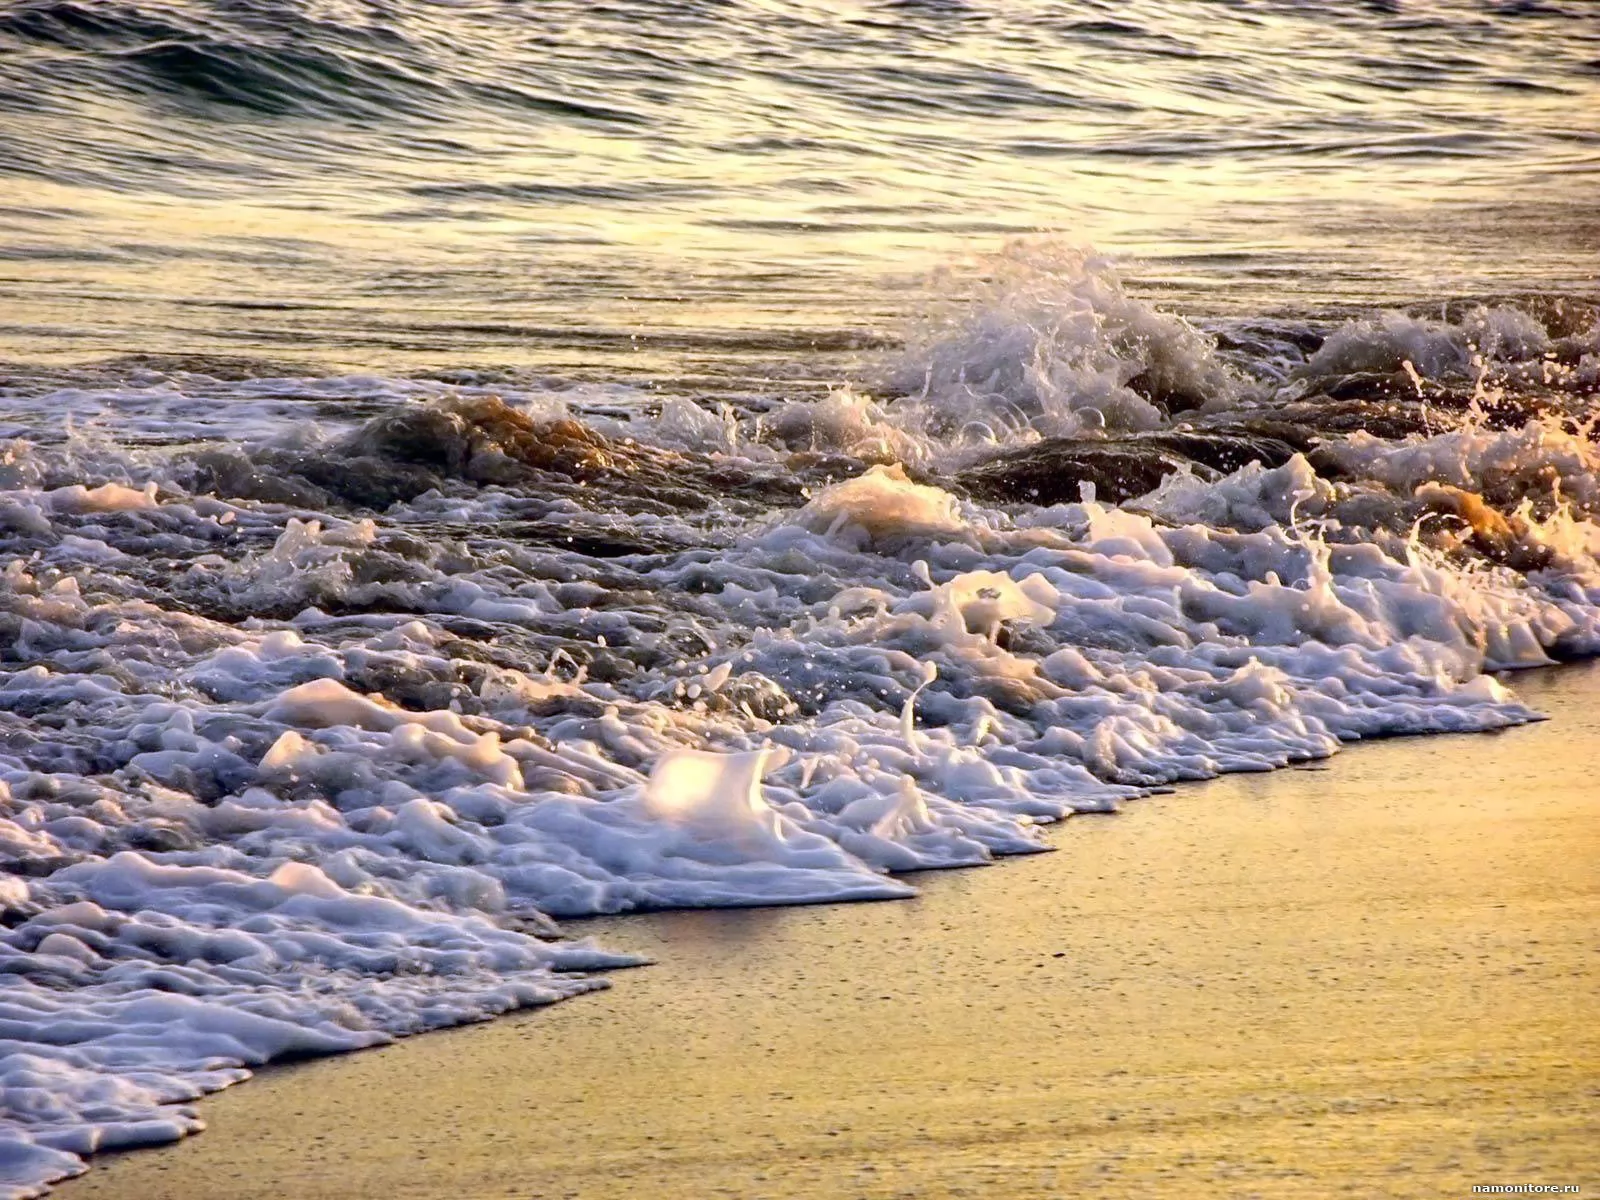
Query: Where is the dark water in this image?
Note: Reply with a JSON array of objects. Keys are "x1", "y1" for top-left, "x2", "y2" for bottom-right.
[{"x1": 0, "y1": 0, "x2": 1596, "y2": 381}]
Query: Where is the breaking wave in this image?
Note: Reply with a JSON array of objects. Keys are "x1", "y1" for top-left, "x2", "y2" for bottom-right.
[{"x1": 1, "y1": 248, "x2": 1598, "y2": 1196}]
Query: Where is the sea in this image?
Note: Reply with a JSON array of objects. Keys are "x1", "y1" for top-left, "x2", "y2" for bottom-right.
[{"x1": 0, "y1": 1, "x2": 1596, "y2": 1194}]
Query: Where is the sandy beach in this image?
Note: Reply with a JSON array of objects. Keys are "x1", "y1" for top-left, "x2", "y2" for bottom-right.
[{"x1": 59, "y1": 662, "x2": 1599, "y2": 1200}]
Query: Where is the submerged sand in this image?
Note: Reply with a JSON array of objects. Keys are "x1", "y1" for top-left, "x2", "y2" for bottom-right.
[{"x1": 63, "y1": 664, "x2": 1599, "y2": 1200}]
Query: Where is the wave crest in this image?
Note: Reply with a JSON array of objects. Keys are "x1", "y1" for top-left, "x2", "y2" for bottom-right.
[{"x1": 882, "y1": 242, "x2": 1240, "y2": 443}]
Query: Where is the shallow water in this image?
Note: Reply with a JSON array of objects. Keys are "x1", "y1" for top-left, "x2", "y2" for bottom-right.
[
  {"x1": 60, "y1": 663, "x2": 1600, "y2": 1200},
  {"x1": 0, "y1": 2, "x2": 1597, "y2": 1197}
]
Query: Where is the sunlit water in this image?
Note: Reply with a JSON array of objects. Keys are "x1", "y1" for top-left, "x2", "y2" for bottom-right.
[
  {"x1": 0, "y1": 0, "x2": 1596, "y2": 378},
  {"x1": 1, "y1": 4, "x2": 1598, "y2": 1197}
]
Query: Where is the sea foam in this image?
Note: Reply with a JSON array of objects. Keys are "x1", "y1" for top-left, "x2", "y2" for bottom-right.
[{"x1": 1, "y1": 280, "x2": 1597, "y2": 1197}]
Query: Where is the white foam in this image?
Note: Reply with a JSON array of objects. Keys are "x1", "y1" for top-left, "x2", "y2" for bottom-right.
[
  {"x1": 0, "y1": 323, "x2": 1596, "y2": 1195},
  {"x1": 881, "y1": 241, "x2": 1238, "y2": 443},
  {"x1": 0, "y1": 851, "x2": 631, "y2": 1198},
  {"x1": 788, "y1": 463, "x2": 971, "y2": 547}
]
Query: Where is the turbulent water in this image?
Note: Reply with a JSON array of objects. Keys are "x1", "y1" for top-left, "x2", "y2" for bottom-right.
[{"x1": 1, "y1": 1, "x2": 1598, "y2": 1196}]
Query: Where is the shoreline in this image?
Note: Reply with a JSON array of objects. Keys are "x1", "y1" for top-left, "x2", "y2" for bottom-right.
[{"x1": 61, "y1": 662, "x2": 1600, "y2": 1199}]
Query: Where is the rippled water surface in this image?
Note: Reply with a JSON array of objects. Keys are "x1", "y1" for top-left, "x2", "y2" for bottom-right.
[{"x1": 1, "y1": 0, "x2": 1596, "y2": 377}]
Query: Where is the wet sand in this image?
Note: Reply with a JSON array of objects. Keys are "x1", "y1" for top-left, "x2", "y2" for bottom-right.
[{"x1": 63, "y1": 664, "x2": 1599, "y2": 1200}]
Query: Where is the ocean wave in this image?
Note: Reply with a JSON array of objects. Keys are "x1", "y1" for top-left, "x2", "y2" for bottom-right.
[
  {"x1": 1, "y1": 1, "x2": 1593, "y2": 197},
  {"x1": 110, "y1": 36, "x2": 445, "y2": 118},
  {"x1": 1, "y1": 0, "x2": 1595, "y2": 371},
  {"x1": 0, "y1": 274, "x2": 1597, "y2": 1195}
]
